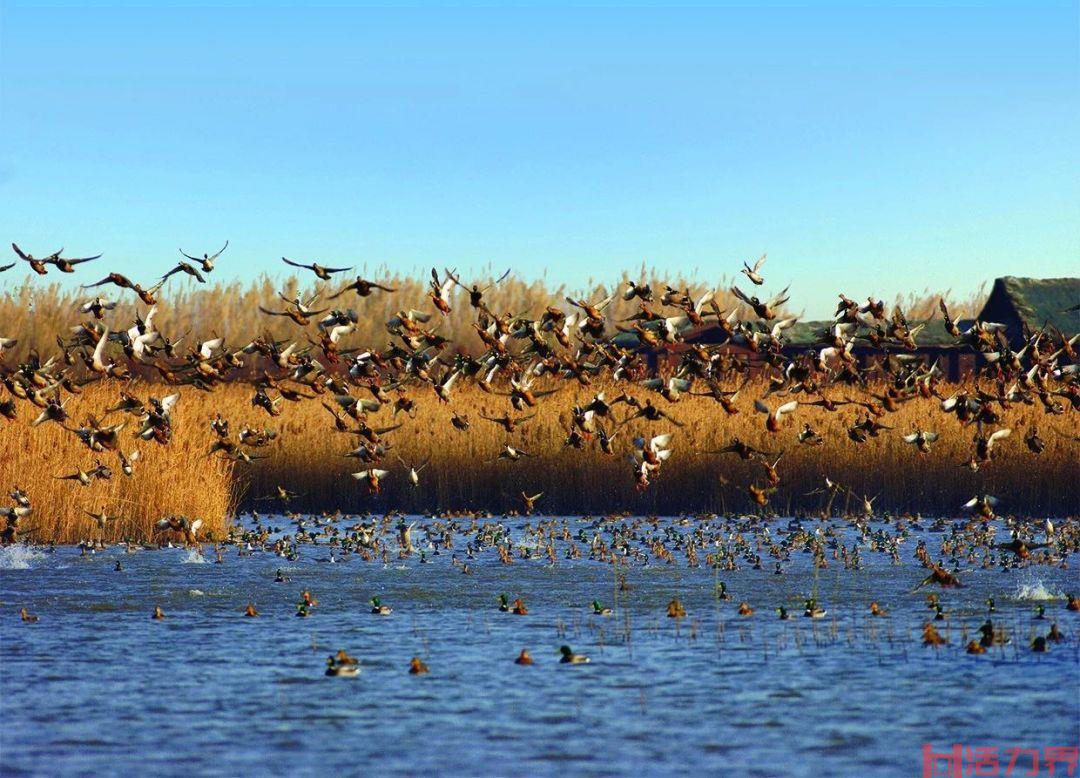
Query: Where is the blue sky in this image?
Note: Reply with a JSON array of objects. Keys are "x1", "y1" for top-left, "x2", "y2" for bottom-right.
[{"x1": 1, "y1": 0, "x2": 1076, "y2": 317}]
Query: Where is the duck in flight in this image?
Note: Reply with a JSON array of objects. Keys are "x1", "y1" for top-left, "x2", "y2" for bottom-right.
[{"x1": 281, "y1": 257, "x2": 352, "y2": 280}]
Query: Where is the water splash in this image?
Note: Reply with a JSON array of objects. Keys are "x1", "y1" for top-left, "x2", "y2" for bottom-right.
[
  {"x1": 188, "y1": 589, "x2": 206, "y2": 596},
  {"x1": 1013, "y1": 579, "x2": 1064, "y2": 601},
  {"x1": 0, "y1": 544, "x2": 46, "y2": 570},
  {"x1": 182, "y1": 549, "x2": 207, "y2": 564}
]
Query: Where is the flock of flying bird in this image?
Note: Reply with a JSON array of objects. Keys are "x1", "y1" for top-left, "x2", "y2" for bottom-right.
[{"x1": 0, "y1": 242, "x2": 1077, "y2": 544}]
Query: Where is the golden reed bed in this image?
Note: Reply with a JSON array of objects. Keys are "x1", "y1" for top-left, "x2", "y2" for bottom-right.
[{"x1": 2, "y1": 378, "x2": 1073, "y2": 544}]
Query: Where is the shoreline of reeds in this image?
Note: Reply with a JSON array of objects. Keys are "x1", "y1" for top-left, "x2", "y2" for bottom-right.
[{"x1": 2, "y1": 379, "x2": 1074, "y2": 544}]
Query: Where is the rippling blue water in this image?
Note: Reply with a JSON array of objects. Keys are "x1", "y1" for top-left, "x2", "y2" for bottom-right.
[{"x1": 1, "y1": 516, "x2": 1077, "y2": 777}]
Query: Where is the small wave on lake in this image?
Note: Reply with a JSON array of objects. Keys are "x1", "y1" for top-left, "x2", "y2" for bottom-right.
[
  {"x1": 0, "y1": 544, "x2": 46, "y2": 570},
  {"x1": 1012, "y1": 578, "x2": 1064, "y2": 601},
  {"x1": 182, "y1": 549, "x2": 208, "y2": 564}
]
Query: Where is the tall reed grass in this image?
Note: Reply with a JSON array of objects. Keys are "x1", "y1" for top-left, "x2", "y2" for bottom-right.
[
  {"x1": 0, "y1": 268, "x2": 987, "y2": 364},
  {"x1": 0, "y1": 386, "x2": 236, "y2": 544},
  {"x1": 2, "y1": 377, "x2": 1072, "y2": 545}
]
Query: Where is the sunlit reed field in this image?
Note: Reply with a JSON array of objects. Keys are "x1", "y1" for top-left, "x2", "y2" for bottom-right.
[
  {"x1": 2, "y1": 377, "x2": 1073, "y2": 544},
  {"x1": 0, "y1": 387, "x2": 236, "y2": 544}
]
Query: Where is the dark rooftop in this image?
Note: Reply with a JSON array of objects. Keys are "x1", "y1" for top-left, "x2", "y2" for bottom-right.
[{"x1": 977, "y1": 276, "x2": 1079, "y2": 337}]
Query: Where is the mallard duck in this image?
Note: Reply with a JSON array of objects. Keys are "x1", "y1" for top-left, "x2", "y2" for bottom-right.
[
  {"x1": 666, "y1": 598, "x2": 686, "y2": 618},
  {"x1": 335, "y1": 650, "x2": 359, "y2": 666},
  {"x1": 803, "y1": 599, "x2": 827, "y2": 618},
  {"x1": 777, "y1": 606, "x2": 791, "y2": 620},
  {"x1": 244, "y1": 604, "x2": 260, "y2": 617},
  {"x1": 428, "y1": 267, "x2": 456, "y2": 314},
  {"x1": 1031, "y1": 636, "x2": 1048, "y2": 653},
  {"x1": 154, "y1": 515, "x2": 204, "y2": 546},
  {"x1": 1067, "y1": 594, "x2": 1080, "y2": 611},
  {"x1": 325, "y1": 656, "x2": 359, "y2": 677},
  {"x1": 915, "y1": 563, "x2": 962, "y2": 589},
  {"x1": 741, "y1": 253, "x2": 767, "y2": 285},
  {"x1": 152, "y1": 606, "x2": 165, "y2": 620},
  {"x1": 19, "y1": 607, "x2": 38, "y2": 623},
  {"x1": 731, "y1": 283, "x2": 789, "y2": 320},
  {"x1": 922, "y1": 623, "x2": 946, "y2": 645},
  {"x1": 978, "y1": 619, "x2": 1009, "y2": 648},
  {"x1": 520, "y1": 491, "x2": 543, "y2": 515},
  {"x1": 409, "y1": 657, "x2": 429, "y2": 675},
  {"x1": 738, "y1": 602, "x2": 754, "y2": 616},
  {"x1": 281, "y1": 257, "x2": 351, "y2": 280},
  {"x1": 179, "y1": 241, "x2": 228, "y2": 273},
  {"x1": 498, "y1": 593, "x2": 510, "y2": 612},
  {"x1": 352, "y1": 469, "x2": 389, "y2": 495},
  {"x1": 965, "y1": 640, "x2": 986, "y2": 655},
  {"x1": 869, "y1": 602, "x2": 887, "y2": 617},
  {"x1": 902, "y1": 428, "x2": 939, "y2": 454},
  {"x1": 511, "y1": 598, "x2": 528, "y2": 615},
  {"x1": 515, "y1": 649, "x2": 534, "y2": 665},
  {"x1": 754, "y1": 399, "x2": 798, "y2": 433},
  {"x1": 370, "y1": 597, "x2": 392, "y2": 615},
  {"x1": 329, "y1": 276, "x2": 396, "y2": 299},
  {"x1": 591, "y1": 600, "x2": 612, "y2": 616},
  {"x1": 559, "y1": 645, "x2": 589, "y2": 664}
]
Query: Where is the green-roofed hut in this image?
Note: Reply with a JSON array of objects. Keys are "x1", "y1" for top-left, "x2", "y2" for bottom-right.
[{"x1": 974, "y1": 276, "x2": 1079, "y2": 347}]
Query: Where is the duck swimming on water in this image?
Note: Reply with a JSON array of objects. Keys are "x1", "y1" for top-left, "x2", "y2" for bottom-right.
[
  {"x1": 325, "y1": 656, "x2": 359, "y2": 677},
  {"x1": 559, "y1": 645, "x2": 589, "y2": 664},
  {"x1": 922, "y1": 623, "x2": 946, "y2": 646}
]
